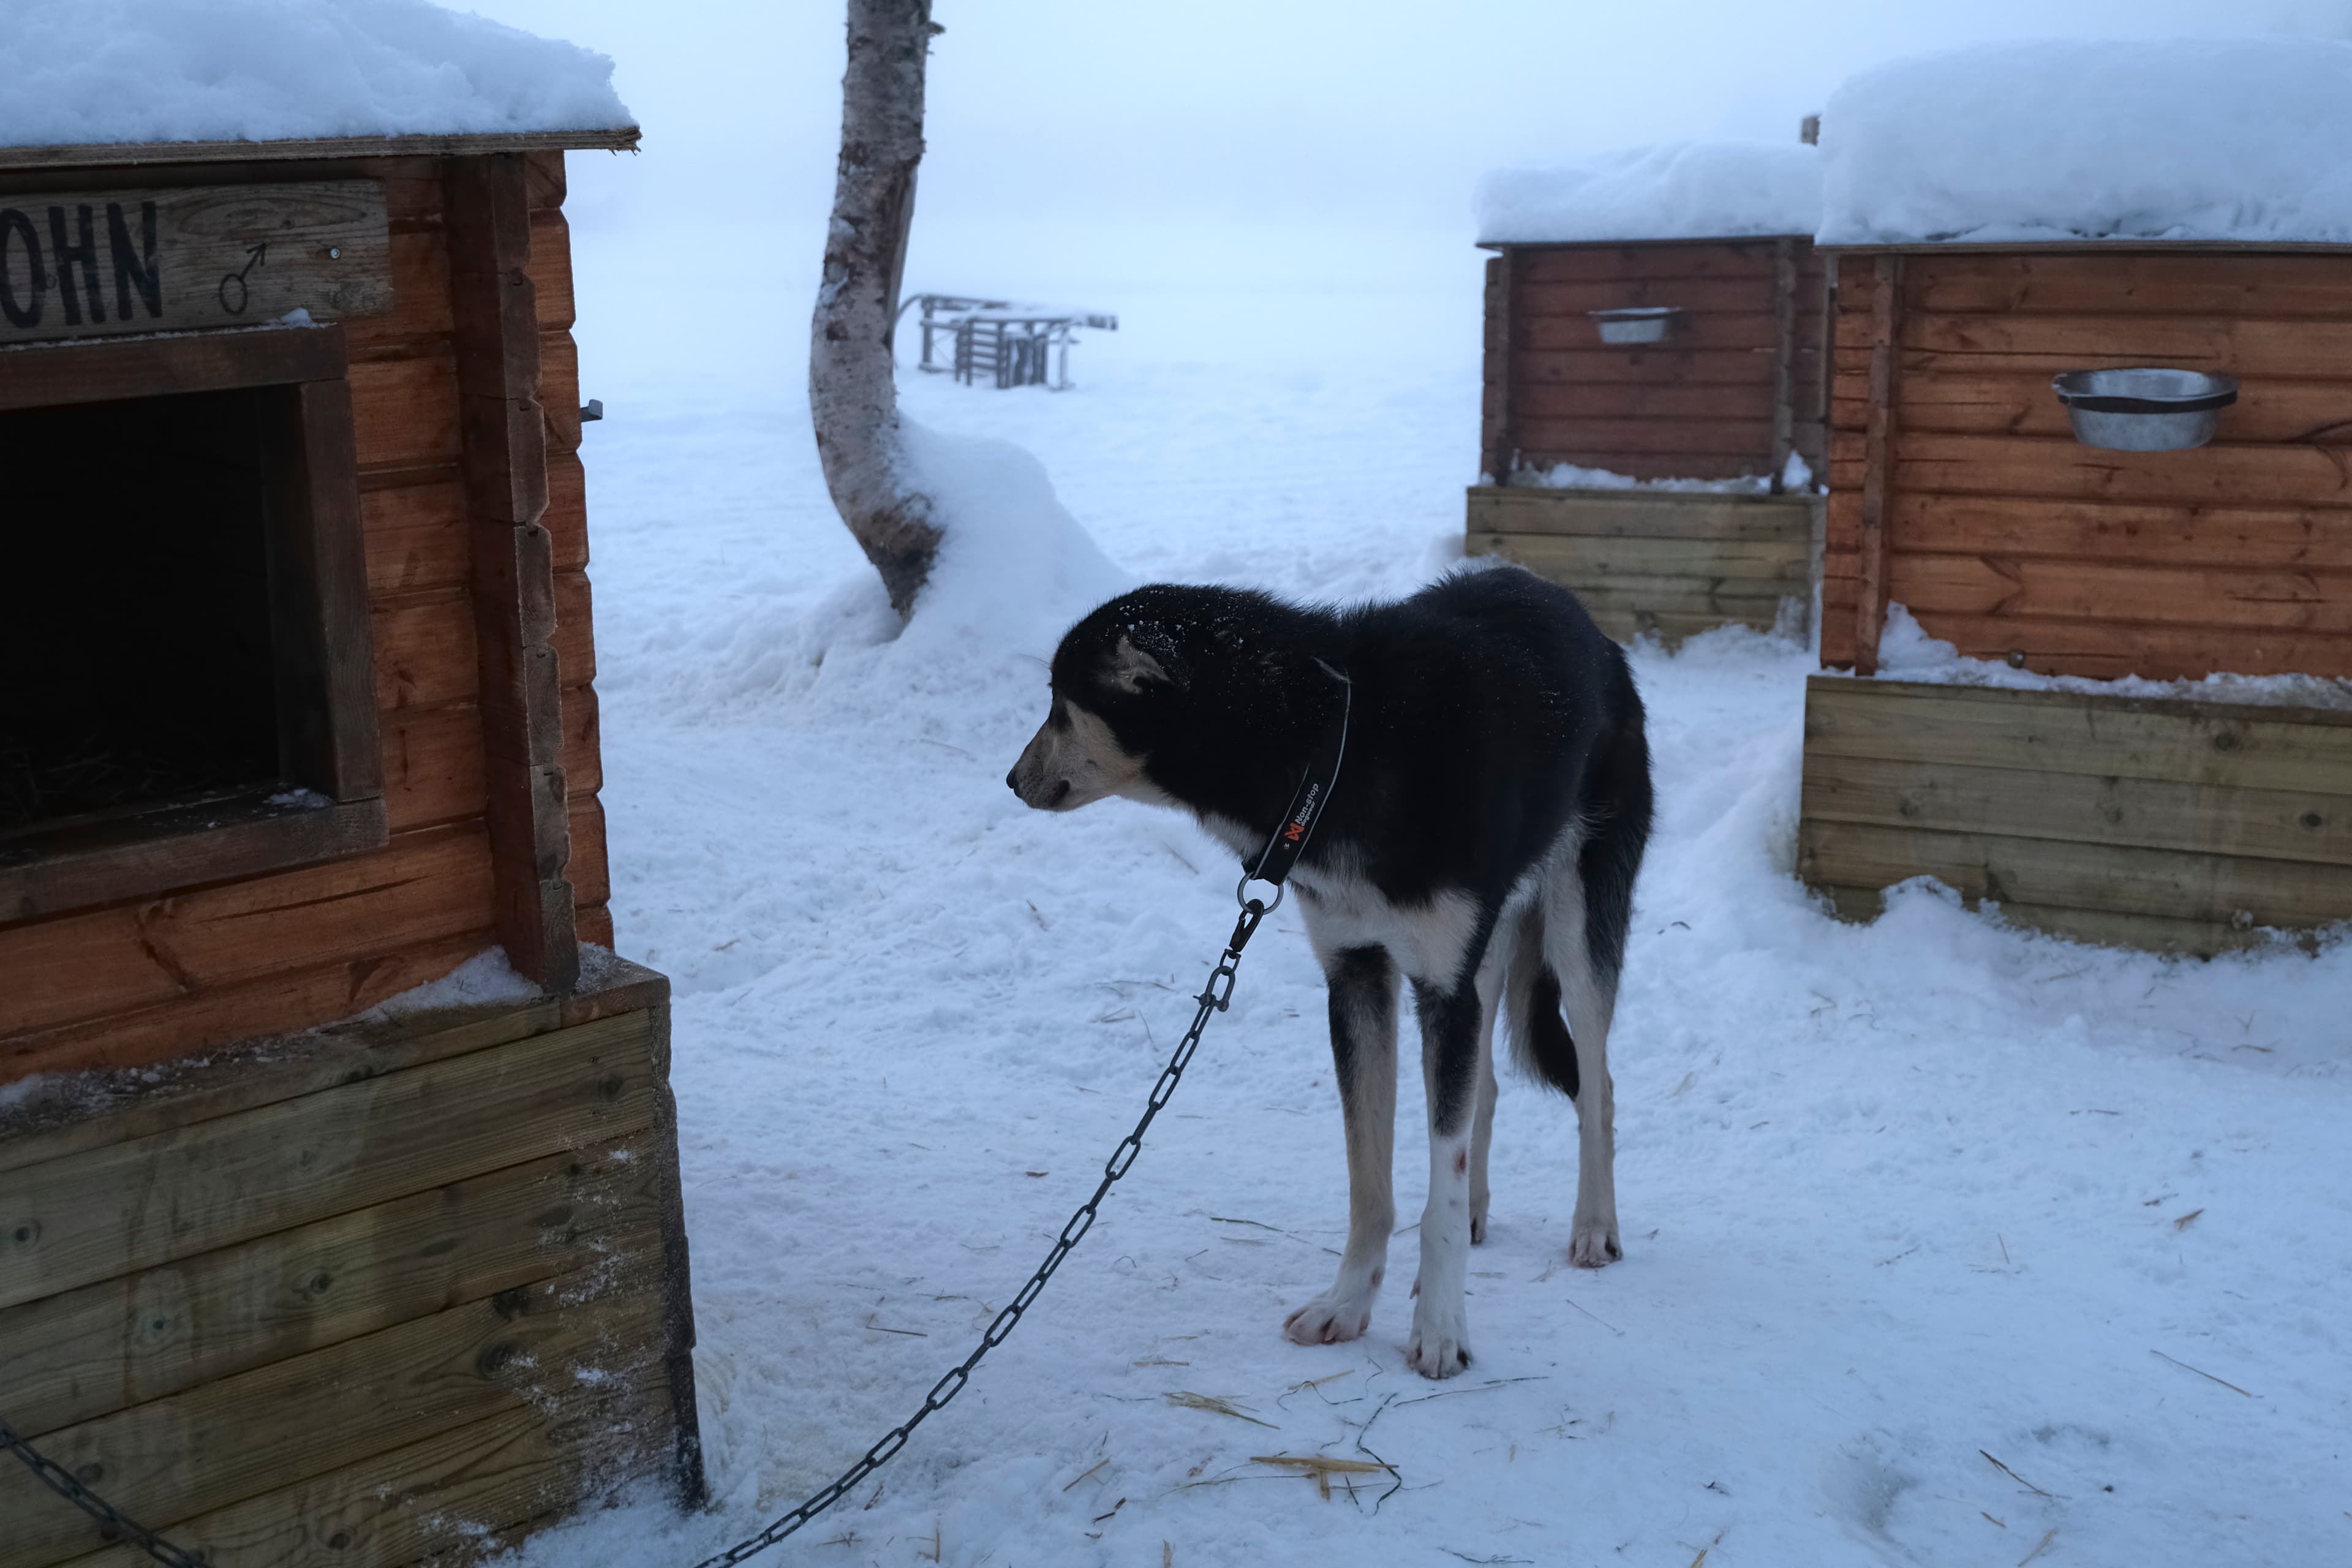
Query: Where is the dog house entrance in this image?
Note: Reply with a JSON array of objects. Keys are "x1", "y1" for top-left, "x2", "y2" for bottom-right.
[
  {"x1": 0, "y1": 327, "x2": 385, "y2": 921},
  {"x1": 1, "y1": 389, "x2": 284, "y2": 834}
]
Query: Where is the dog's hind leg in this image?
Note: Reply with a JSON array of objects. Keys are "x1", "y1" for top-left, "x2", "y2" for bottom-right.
[
  {"x1": 1543, "y1": 801, "x2": 1648, "y2": 1267},
  {"x1": 1283, "y1": 944, "x2": 1397, "y2": 1347},
  {"x1": 1542, "y1": 867, "x2": 1621, "y2": 1269},
  {"x1": 1469, "y1": 932, "x2": 1513, "y2": 1245},
  {"x1": 1406, "y1": 937, "x2": 1504, "y2": 1379}
]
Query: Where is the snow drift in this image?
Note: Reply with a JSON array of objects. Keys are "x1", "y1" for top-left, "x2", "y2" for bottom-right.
[
  {"x1": 4, "y1": 0, "x2": 631, "y2": 149},
  {"x1": 1818, "y1": 37, "x2": 2352, "y2": 246},
  {"x1": 1474, "y1": 141, "x2": 1820, "y2": 245}
]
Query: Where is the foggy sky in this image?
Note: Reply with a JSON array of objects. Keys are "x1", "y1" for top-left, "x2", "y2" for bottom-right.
[{"x1": 467, "y1": 0, "x2": 2351, "y2": 244}]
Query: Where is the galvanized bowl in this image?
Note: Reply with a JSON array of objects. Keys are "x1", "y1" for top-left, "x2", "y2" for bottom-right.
[
  {"x1": 1589, "y1": 306, "x2": 1681, "y2": 345},
  {"x1": 2051, "y1": 368, "x2": 2238, "y2": 451}
]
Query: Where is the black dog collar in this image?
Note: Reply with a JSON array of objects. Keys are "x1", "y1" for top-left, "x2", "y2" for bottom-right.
[{"x1": 1241, "y1": 665, "x2": 1352, "y2": 896}]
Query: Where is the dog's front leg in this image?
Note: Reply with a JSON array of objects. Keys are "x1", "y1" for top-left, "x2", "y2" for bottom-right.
[
  {"x1": 1406, "y1": 976, "x2": 1489, "y2": 1379},
  {"x1": 1283, "y1": 945, "x2": 1396, "y2": 1346}
]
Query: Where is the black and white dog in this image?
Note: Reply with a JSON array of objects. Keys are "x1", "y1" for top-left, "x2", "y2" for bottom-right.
[{"x1": 1006, "y1": 566, "x2": 1651, "y2": 1379}]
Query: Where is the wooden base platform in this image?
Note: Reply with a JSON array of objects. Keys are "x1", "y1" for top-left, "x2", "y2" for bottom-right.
[
  {"x1": 1798, "y1": 676, "x2": 2352, "y2": 955},
  {"x1": 1465, "y1": 485, "x2": 1821, "y2": 645},
  {"x1": 0, "y1": 953, "x2": 701, "y2": 1567}
]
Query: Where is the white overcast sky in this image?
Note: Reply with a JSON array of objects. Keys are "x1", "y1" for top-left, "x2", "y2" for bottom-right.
[{"x1": 467, "y1": 0, "x2": 2351, "y2": 234}]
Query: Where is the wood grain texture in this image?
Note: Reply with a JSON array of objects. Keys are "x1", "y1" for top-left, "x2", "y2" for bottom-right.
[
  {"x1": 1875, "y1": 494, "x2": 2352, "y2": 570},
  {"x1": 0, "y1": 993, "x2": 557, "y2": 1170},
  {"x1": 1796, "y1": 816, "x2": 2352, "y2": 930},
  {"x1": 1803, "y1": 677, "x2": 2352, "y2": 793},
  {"x1": 0, "y1": 797, "x2": 389, "y2": 926},
  {"x1": 0, "y1": 323, "x2": 346, "y2": 412},
  {"x1": 1509, "y1": 379, "x2": 1778, "y2": 422},
  {"x1": 1853, "y1": 254, "x2": 1903, "y2": 674},
  {"x1": 0, "y1": 1007, "x2": 658, "y2": 1310},
  {"x1": 1901, "y1": 310, "x2": 2352, "y2": 375},
  {"x1": 1506, "y1": 448, "x2": 1776, "y2": 483},
  {"x1": 347, "y1": 352, "x2": 461, "y2": 470},
  {"x1": 1510, "y1": 240, "x2": 1788, "y2": 285},
  {"x1": 447, "y1": 151, "x2": 578, "y2": 993},
  {"x1": 0, "y1": 129, "x2": 638, "y2": 175},
  {"x1": 1902, "y1": 612, "x2": 2352, "y2": 680},
  {"x1": 50, "y1": 1379, "x2": 671, "y2": 1568},
  {"x1": 1517, "y1": 311, "x2": 1780, "y2": 353},
  {"x1": 0, "y1": 1259, "x2": 665, "y2": 1568},
  {"x1": 1512, "y1": 415, "x2": 1776, "y2": 456},
  {"x1": 1802, "y1": 752, "x2": 2352, "y2": 867},
  {"x1": 1811, "y1": 881, "x2": 2264, "y2": 956},
  {"x1": 0, "y1": 1131, "x2": 660, "y2": 1436},
  {"x1": 1906, "y1": 251, "x2": 2352, "y2": 318},
  {"x1": 1465, "y1": 487, "x2": 1817, "y2": 541},
  {"x1": 1469, "y1": 532, "x2": 1807, "y2": 581},
  {"x1": 0, "y1": 182, "x2": 390, "y2": 345},
  {"x1": 1509, "y1": 346, "x2": 1800, "y2": 388},
  {"x1": 342, "y1": 228, "x2": 453, "y2": 359},
  {"x1": 0, "y1": 932, "x2": 496, "y2": 1091},
  {"x1": 0, "y1": 822, "x2": 495, "y2": 1041},
  {"x1": 1819, "y1": 251, "x2": 2352, "y2": 679},
  {"x1": 1832, "y1": 367, "x2": 2352, "y2": 443},
  {"x1": 1771, "y1": 236, "x2": 1799, "y2": 481},
  {"x1": 1797, "y1": 675, "x2": 2352, "y2": 949},
  {"x1": 264, "y1": 375, "x2": 385, "y2": 802},
  {"x1": 1888, "y1": 553, "x2": 2352, "y2": 633}
]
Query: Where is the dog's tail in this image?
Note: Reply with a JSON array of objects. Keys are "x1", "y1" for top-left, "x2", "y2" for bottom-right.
[{"x1": 1502, "y1": 907, "x2": 1579, "y2": 1101}]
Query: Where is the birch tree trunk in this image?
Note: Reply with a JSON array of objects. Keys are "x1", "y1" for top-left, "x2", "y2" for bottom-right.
[{"x1": 811, "y1": 0, "x2": 941, "y2": 616}]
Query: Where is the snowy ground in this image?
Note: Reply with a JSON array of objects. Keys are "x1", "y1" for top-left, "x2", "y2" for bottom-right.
[{"x1": 511, "y1": 223, "x2": 2352, "y2": 1568}]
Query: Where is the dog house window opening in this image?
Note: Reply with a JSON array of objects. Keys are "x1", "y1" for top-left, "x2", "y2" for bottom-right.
[{"x1": 0, "y1": 388, "x2": 287, "y2": 837}]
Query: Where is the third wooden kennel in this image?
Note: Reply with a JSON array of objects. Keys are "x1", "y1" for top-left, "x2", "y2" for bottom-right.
[{"x1": 1466, "y1": 141, "x2": 1829, "y2": 643}]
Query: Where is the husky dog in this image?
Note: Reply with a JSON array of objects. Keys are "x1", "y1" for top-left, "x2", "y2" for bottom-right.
[{"x1": 1006, "y1": 567, "x2": 1651, "y2": 1379}]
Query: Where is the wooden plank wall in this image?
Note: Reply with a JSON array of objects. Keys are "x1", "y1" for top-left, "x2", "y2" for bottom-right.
[
  {"x1": 1798, "y1": 677, "x2": 2352, "y2": 953},
  {"x1": 1482, "y1": 239, "x2": 1829, "y2": 483},
  {"x1": 0, "y1": 153, "x2": 609, "y2": 1085},
  {"x1": 1465, "y1": 487, "x2": 1817, "y2": 643},
  {"x1": 0, "y1": 986, "x2": 700, "y2": 1567},
  {"x1": 1823, "y1": 251, "x2": 2352, "y2": 677}
]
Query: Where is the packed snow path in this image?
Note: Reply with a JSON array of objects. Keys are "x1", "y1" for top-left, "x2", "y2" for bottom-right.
[{"x1": 510, "y1": 244, "x2": 2350, "y2": 1568}]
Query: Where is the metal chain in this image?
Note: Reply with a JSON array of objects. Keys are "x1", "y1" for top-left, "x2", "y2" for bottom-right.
[
  {"x1": 0, "y1": 899, "x2": 1272, "y2": 1568},
  {"x1": 688, "y1": 893, "x2": 1272, "y2": 1568},
  {"x1": 0, "y1": 1416, "x2": 209, "y2": 1567}
]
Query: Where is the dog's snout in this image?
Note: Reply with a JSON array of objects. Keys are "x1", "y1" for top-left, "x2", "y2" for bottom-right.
[
  {"x1": 1047, "y1": 778, "x2": 1071, "y2": 807},
  {"x1": 1005, "y1": 765, "x2": 1019, "y2": 793}
]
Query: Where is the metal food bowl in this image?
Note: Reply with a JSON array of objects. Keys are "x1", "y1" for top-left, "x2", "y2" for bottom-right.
[
  {"x1": 1589, "y1": 306, "x2": 1681, "y2": 345},
  {"x1": 2051, "y1": 368, "x2": 2238, "y2": 451}
]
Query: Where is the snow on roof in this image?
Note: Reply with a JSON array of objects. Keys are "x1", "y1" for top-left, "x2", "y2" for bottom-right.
[
  {"x1": 1473, "y1": 141, "x2": 1821, "y2": 246},
  {"x1": 6, "y1": 0, "x2": 633, "y2": 153},
  {"x1": 1818, "y1": 38, "x2": 2352, "y2": 247}
]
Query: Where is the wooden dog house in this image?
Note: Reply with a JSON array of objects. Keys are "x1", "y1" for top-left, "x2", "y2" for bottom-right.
[
  {"x1": 1801, "y1": 45, "x2": 2352, "y2": 952},
  {"x1": 1465, "y1": 141, "x2": 1828, "y2": 643},
  {"x1": 0, "y1": 105, "x2": 704, "y2": 1568}
]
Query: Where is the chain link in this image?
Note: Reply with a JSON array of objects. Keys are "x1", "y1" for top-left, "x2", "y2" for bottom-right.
[
  {"x1": 0, "y1": 1417, "x2": 209, "y2": 1567},
  {"x1": 1, "y1": 903, "x2": 1269, "y2": 1568},
  {"x1": 687, "y1": 895, "x2": 1270, "y2": 1568}
]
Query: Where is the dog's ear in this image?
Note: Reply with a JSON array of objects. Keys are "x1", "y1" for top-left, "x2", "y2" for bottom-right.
[{"x1": 1106, "y1": 632, "x2": 1186, "y2": 694}]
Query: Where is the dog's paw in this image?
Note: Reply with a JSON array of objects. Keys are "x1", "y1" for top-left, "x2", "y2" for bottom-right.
[
  {"x1": 1469, "y1": 1206, "x2": 1490, "y2": 1246},
  {"x1": 1283, "y1": 1291, "x2": 1374, "y2": 1346},
  {"x1": 1405, "y1": 1302, "x2": 1472, "y2": 1380},
  {"x1": 1567, "y1": 1221, "x2": 1622, "y2": 1269}
]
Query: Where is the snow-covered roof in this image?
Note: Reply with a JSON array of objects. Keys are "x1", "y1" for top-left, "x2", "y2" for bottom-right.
[
  {"x1": 4, "y1": 0, "x2": 635, "y2": 161},
  {"x1": 1473, "y1": 141, "x2": 1821, "y2": 246},
  {"x1": 1819, "y1": 38, "x2": 2352, "y2": 247}
]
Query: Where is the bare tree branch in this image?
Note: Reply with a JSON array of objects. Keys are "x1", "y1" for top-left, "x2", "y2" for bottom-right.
[{"x1": 812, "y1": 0, "x2": 942, "y2": 614}]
